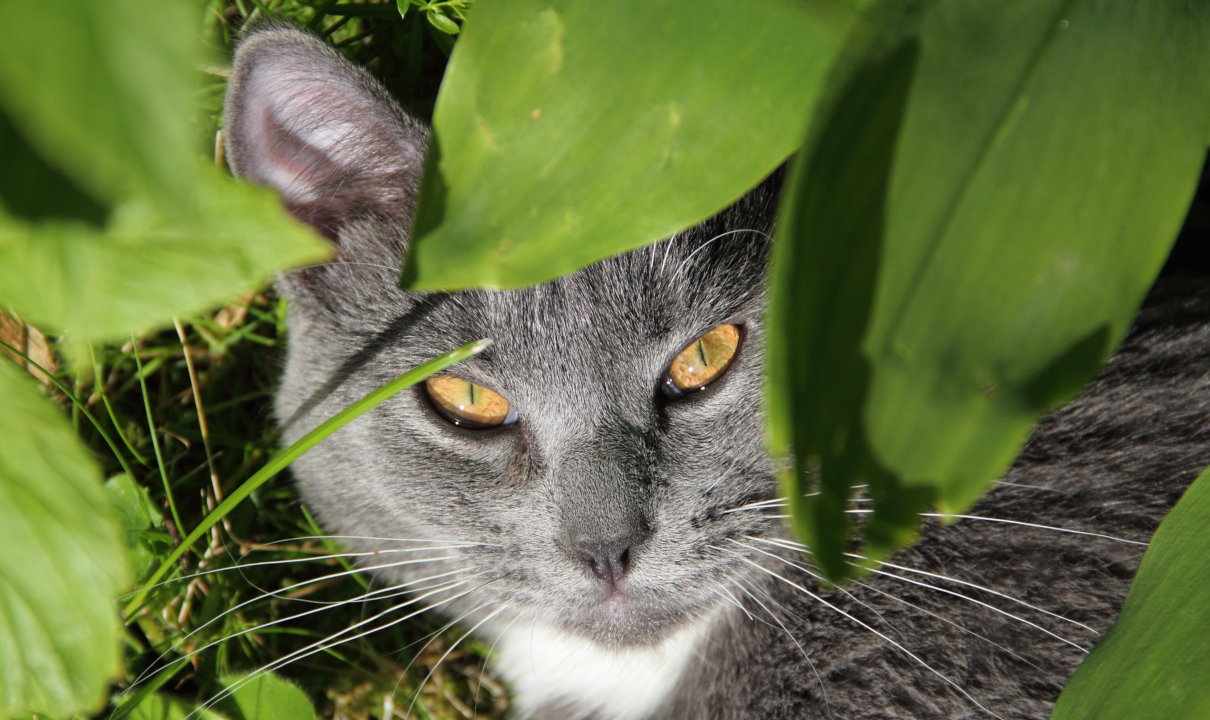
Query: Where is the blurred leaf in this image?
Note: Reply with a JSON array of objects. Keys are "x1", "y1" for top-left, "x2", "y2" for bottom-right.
[
  {"x1": 426, "y1": 9, "x2": 460, "y2": 35},
  {"x1": 126, "y1": 692, "x2": 226, "y2": 720},
  {"x1": 0, "y1": 1, "x2": 196, "y2": 203},
  {"x1": 0, "y1": 166, "x2": 329, "y2": 343},
  {"x1": 1051, "y1": 467, "x2": 1210, "y2": 719},
  {"x1": 218, "y1": 673, "x2": 316, "y2": 720},
  {"x1": 766, "y1": 0, "x2": 1210, "y2": 579},
  {"x1": 0, "y1": 0, "x2": 330, "y2": 344},
  {"x1": 0, "y1": 362, "x2": 130, "y2": 718},
  {"x1": 402, "y1": 0, "x2": 854, "y2": 290},
  {"x1": 106, "y1": 474, "x2": 165, "y2": 583}
]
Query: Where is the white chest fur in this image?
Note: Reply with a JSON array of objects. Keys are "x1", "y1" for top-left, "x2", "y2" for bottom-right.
[{"x1": 490, "y1": 615, "x2": 715, "y2": 720}]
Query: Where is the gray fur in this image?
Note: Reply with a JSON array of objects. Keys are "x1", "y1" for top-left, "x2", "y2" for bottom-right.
[{"x1": 224, "y1": 25, "x2": 1210, "y2": 719}]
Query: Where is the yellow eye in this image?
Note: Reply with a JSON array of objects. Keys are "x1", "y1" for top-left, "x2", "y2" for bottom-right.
[
  {"x1": 665, "y1": 324, "x2": 742, "y2": 394},
  {"x1": 423, "y1": 375, "x2": 516, "y2": 428}
]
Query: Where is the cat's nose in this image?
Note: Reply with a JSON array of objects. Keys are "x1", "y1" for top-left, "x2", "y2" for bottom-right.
[{"x1": 571, "y1": 534, "x2": 644, "y2": 588}]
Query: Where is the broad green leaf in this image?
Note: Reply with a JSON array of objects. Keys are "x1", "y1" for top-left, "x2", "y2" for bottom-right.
[
  {"x1": 0, "y1": 165, "x2": 329, "y2": 343},
  {"x1": 126, "y1": 692, "x2": 225, "y2": 720},
  {"x1": 106, "y1": 474, "x2": 167, "y2": 584},
  {"x1": 1051, "y1": 467, "x2": 1210, "y2": 719},
  {"x1": 0, "y1": 1, "x2": 329, "y2": 344},
  {"x1": 0, "y1": 362, "x2": 130, "y2": 718},
  {"x1": 218, "y1": 673, "x2": 316, "y2": 720},
  {"x1": 0, "y1": 0, "x2": 196, "y2": 204},
  {"x1": 402, "y1": 0, "x2": 855, "y2": 291},
  {"x1": 767, "y1": 0, "x2": 1210, "y2": 579}
]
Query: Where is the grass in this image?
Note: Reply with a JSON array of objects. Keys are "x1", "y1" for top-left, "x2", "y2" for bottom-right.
[{"x1": 1, "y1": 2, "x2": 509, "y2": 718}]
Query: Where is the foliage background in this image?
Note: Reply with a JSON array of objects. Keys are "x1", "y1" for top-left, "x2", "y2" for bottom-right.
[
  {"x1": 4, "y1": 2, "x2": 504, "y2": 718},
  {"x1": 1, "y1": 0, "x2": 1208, "y2": 718}
]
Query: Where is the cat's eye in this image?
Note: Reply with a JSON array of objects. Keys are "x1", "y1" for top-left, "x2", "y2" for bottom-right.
[
  {"x1": 423, "y1": 375, "x2": 517, "y2": 429},
  {"x1": 662, "y1": 324, "x2": 742, "y2": 396}
]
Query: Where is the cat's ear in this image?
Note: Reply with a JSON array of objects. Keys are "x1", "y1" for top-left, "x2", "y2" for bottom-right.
[{"x1": 223, "y1": 24, "x2": 427, "y2": 240}]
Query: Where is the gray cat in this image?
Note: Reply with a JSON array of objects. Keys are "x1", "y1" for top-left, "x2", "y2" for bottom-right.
[{"x1": 224, "y1": 24, "x2": 1210, "y2": 720}]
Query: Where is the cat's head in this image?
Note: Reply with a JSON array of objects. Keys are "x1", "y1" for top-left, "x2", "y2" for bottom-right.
[{"x1": 225, "y1": 24, "x2": 780, "y2": 647}]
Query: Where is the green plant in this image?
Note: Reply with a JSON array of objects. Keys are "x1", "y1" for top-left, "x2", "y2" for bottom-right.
[{"x1": 1, "y1": 0, "x2": 1208, "y2": 718}]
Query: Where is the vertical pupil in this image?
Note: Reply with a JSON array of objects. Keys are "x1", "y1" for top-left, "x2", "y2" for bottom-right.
[
  {"x1": 467, "y1": 382, "x2": 477, "y2": 406},
  {"x1": 696, "y1": 339, "x2": 709, "y2": 368}
]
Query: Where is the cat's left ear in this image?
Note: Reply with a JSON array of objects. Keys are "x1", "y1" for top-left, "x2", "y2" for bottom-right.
[{"x1": 223, "y1": 24, "x2": 427, "y2": 239}]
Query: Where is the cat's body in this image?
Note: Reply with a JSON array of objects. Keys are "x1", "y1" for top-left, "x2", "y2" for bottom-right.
[{"x1": 225, "y1": 25, "x2": 1210, "y2": 719}]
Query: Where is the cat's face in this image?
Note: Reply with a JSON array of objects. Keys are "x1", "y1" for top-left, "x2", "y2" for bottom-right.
[{"x1": 226, "y1": 25, "x2": 782, "y2": 647}]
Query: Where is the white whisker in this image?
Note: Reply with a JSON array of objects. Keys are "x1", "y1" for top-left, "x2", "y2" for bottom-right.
[
  {"x1": 672, "y1": 228, "x2": 769, "y2": 280},
  {"x1": 716, "y1": 546, "x2": 1005, "y2": 720},
  {"x1": 709, "y1": 582, "x2": 754, "y2": 622},
  {"x1": 128, "y1": 553, "x2": 464, "y2": 689},
  {"x1": 849, "y1": 577, "x2": 1046, "y2": 673},
  {"x1": 405, "y1": 604, "x2": 508, "y2": 719},
  {"x1": 127, "y1": 544, "x2": 485, "y2": 597},
  {"x1": 731, "y1": 576, "x2": 833, "y2": 719},
  {"x1": 739, "y1": 538, "x2": 902, "y2": 642},
  {"x1": 134, "y1": 570, "x2": 477, "y2": 690},
  {"x1": 473, "y1": 610, "x2": 526, "y2": 719},
  {"x1": 190, "y1": 578, "x2": 494, "y2": 719},
  {"x1": 262, "y1": 534, "x2": 503, "y2": 548},
  {"x1": 763, "y1": 537, "x2": 1097, "y2": 637}
]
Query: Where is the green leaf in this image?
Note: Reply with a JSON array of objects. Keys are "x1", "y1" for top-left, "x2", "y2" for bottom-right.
[
  {"x1": 0, "y1": 362, "x2": 130, "y2": 718},
  {"x1": 0, "y1": 1, "x2": 196, "y2": 204},
  {"x1": 1051, "y1": 467, "x2": 1210, "y2": 719},
  {"x1": 426, "y1": 9, "x2": 461, "y2": 35},
  {"x1": 402, "y1": 0, "x2": 854, "y2": 291},
  {"x1": 125, "y1": 692, "x2": 225, "y2": 720},
  {"x1": 766, "y1": 0, "x2": 1210, "y2": 580},
  {"x1": 0, "y1": 166, "x2": 329, "y2": 343},
  {"x1": 106, "y1": 474, "x2": 166, "y2": 584},
  {"x1": 0, "y1": 1, "x2": 330, "y2": 344},
  {"x1": 218, "y1": 673, "x2": 316, "y2": 720}
]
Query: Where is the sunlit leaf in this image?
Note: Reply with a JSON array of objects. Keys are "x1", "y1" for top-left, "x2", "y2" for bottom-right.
[
  {"x1": 0, "y1": 362, "x2": 130, "y2": 718},
  {"x1": 0, "y1": 0, "x2": 329, "y2": 344},
  {"x1": 0, "y1": 166, "x2": 329, "y2": 343},
  {"x1": 0, "y1": 1, "x2": 196, "y2": 203},
  {"x1": 106, "y1": 474, "x2": 166, "y2": 584},
  {"x1": 126, "y1": 692, "x2": 224, "y2": 720},
  {"x1": 402, "y1": 0, "x2": 855, "y2": 290},
  {"x1": 218, "y1": 673, "x2": 316, "y2": 720},
  {"x1": 1051, "y1": 467, "x2": 1210, "y2": 719},
  {"x1": 767, "y1": 0, "x2": 1210, "y2": 579}
]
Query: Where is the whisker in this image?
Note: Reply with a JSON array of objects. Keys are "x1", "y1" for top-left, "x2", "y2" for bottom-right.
[
  {"x1": 761, "y1": 509, "x2": 1147, "y2": 546},
  {"x1": 672, "y1": 228, "x2": 769, "y2": 280},
  {"x1": 913, "y1": 511, "x2": 1148, "y2": 547},
  {"x1": 190, "y1": 577, "x2": 496, "y2": 719},
  {"x1": 739, "y1": 538, "x2": 902, "y2": 642},
  {"x1": 719, "y1": 497, "x2": 791, "y2": 515},
  {"x1": 404, "y1": 605, "x2": 509, "y2": 719},
  {"x1": 262, "y1": 534, "x2": 504, "y2": 548},
  {"x1": 716, "y1": 545, "x2": 1005, "y2": 720},
  {"x1": 126, "y1": 544, "x2": 485, "y2": 597},
  {"x1": 993, "y1": 480, "x2": 1064, "y2": 493},
  {"x1": 848, "y1": 577, "x2": 1046, "y2": 673},
  {"x1": 132, "y1": 570, "x2": 477, "y2": 690},
  {"x1": 730, "y1": 576, "x2": 833, "y2": 719},
  {"x1": 761, "y1": 537, "x2": 1097, "y2": 639},
  {"x1": 128, "y1": 554, "x2": 465, "y2": 689},
  {"x1": 473, "y1": 610, "x2": 526, "y2": 719},
  {"x1": 709, "y1": 582, "x2": 754, "y2": 622}
]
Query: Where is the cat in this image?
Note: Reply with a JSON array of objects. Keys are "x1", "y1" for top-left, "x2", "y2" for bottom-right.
[{"x1": 224, "y1": 23, "x2": 1210, "y2": 720}]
